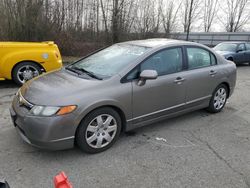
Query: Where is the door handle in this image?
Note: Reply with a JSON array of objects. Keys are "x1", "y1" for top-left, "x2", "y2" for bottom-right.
[
  {"x1": 209, "y1": 70, "x2": 217, "y2": 76},
  {"x1": 174, "y1": 77, "x2": 185, "y2": 84}
]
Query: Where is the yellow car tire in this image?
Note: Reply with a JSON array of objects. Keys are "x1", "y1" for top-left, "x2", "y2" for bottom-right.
[{"x1": 12, "y1": 62, "x2": 42, "y2": 85}]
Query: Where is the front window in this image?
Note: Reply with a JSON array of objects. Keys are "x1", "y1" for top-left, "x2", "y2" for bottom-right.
[
  {"x1": 140, "y1": 47, "x2": 183, "y2": 76},
  {"x1": 126, "y1": 47, "x2": 183, "y2": 80},
  {"x1": 214, "y1": 43, "x2": 237, "y2": 52},
  {"x1": 69, "y1": 44, "x2": 150, "y2": 79}
]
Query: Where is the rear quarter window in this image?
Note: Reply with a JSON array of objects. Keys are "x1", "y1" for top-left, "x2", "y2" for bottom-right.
[{"x1": 210, "y1": 53, "x2": 217, "y2": 65}]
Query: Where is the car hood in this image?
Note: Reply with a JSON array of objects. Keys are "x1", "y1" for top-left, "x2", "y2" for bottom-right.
[
  {"x1": 215, "y1": 50, "x2": 233, "y2": 56},
  {"x1": 21, "y1": 69, "x2": 106, "y2": 106}
]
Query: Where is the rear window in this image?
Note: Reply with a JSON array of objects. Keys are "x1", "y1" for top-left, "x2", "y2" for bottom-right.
[
  {"x1": 187, "y1": 48, "x2": 211, "y2": 69},
  {"x1": 187, "y1": 47, "x2": 217, "y2": 69}
]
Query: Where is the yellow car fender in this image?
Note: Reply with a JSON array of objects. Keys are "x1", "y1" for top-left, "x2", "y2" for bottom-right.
[{"x1": 0, "y1": 49, "x2": 62, "y2": 80}]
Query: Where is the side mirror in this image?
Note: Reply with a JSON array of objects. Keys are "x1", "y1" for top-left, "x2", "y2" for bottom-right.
[
  {"x1": 138, "y1": 70, "x2": 158, "y2": 86},
  {"x1": 236, "y1": 49, "x2": 243, "y2": 53}
]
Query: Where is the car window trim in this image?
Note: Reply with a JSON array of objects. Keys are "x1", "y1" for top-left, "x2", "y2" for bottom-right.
[
  {"x1": 120, "y1": 46, "x2": 186, "y2": 83},
  {"x1": 184, "y1": 45, "x2": 217, "y2": 70}
]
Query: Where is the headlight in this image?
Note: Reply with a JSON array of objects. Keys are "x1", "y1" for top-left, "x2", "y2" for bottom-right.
[{"x1": 30, "y1": 105, "x2": 76, "y2": 116}]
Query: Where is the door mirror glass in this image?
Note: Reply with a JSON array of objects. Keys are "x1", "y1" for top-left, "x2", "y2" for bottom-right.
[{"x1": 140, "y1": 70, "x2": 158, "y2": 80}]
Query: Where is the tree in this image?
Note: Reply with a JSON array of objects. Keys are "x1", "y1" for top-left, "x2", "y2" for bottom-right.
[
  {"x1": 112, "y1": 0, "x2": 120, "y2": 43},
  {"x1": 134, "y1": 0, "x2": 162, "y2": 38},
  {"x1": 221, "y1": 0, "x2": 250, "y2": 32},
  {"x1": 2, "y1": 0, "x2": 250, "y2": 56},
  {"x1": 203, "y1": 0, "x2": 218, "y2": 32},
  {"x1": 161, "y1": 0, "x2": 181, "y2": 36},
  {"x1": 182, "y1": 0, "x2": 201, "y2": 40},
  {"x1": 100, "y1": 0, "x2": 109, "y2": 37}
]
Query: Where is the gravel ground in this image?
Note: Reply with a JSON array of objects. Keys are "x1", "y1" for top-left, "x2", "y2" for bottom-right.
[{"x1": 0, "y1": 65, "x2": 250, "y2": 188}]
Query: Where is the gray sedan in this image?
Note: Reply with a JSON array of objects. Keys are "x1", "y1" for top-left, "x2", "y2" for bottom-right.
[{"x1": 10, "y1": 39, "x2": 236, "y2": 153}]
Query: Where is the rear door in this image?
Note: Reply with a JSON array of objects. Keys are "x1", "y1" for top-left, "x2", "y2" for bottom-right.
[
  {"x1": 184, "y1": 46, "x2": 219, "y2": 106},
  {"x1": 128, "y1": 47, "x2": 187, "y2": 124}
]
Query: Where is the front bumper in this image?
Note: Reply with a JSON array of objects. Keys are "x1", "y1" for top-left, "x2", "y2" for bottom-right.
[{"x1": 10, "y1": 95, "x2": 78, "y2": 150}]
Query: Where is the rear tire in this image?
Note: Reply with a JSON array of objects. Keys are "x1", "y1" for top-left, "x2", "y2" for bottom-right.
[
  {"x1": 76, "y1": 107, "x2": 122, "y2": 154},
  {"x1": 207, "y1": 84, "x2": 228, "y2": 113},
  {"x1": 12, "y1": 62, "x2": 42, "y2": 85}
]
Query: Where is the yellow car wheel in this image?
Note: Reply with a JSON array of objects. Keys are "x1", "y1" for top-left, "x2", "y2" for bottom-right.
[{"x1": 12, "y1": 62, "x2": 42, "y2": 85}]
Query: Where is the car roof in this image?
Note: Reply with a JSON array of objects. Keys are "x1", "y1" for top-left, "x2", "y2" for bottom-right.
[
  {"x1": 120, "y1": 38, "x2": 195, "y2": 48},
  {"x1": 219, "y1": 41, "x2": 246, "y2": 44}
]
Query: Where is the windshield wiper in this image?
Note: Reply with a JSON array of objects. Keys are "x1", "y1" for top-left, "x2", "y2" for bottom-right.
[
  {"x1": 65, "y1": 66, "x2": 81, "y2": 75},
  {"x1": 72, "y1": 67, "x2": 103, "y2": 80}
]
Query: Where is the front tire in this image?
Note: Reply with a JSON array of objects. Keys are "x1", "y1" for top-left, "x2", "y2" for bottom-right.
[
  {"x1": 76, "y1": 107, "x2": 122, "y2": 153},
  {"x1": 12, "y1": 62, "x2": 42, "y2": 85},
  {"x1": 207, "y1": 84, "x2": 228, "y2": 113}
]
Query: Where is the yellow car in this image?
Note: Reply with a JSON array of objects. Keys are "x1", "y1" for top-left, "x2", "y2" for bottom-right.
[{"x1": 0, "y1": 41, "x2": 62, "y2": 85}]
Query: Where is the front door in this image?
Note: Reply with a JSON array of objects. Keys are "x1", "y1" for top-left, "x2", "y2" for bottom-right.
[
  {"x1": 234, "y1": 43, "x2": 247, "y2": 63},
  {"x1": 130, "y1": 47, "x2": 187, "y2": 124},
  {"x1": 245, "y1": 43, "x2": 250, "y2": 62}
]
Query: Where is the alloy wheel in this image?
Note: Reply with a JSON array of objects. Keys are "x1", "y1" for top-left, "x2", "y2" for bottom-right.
[
  {"x1": 85, "y1": 114, "x2": 117, "y2": 149},
  {"x1": 17, "y1": 65, "x2": 40, "y2": 84},
  {"x1": 213, "y1": 87, "x2": 227, "y2": 110}
]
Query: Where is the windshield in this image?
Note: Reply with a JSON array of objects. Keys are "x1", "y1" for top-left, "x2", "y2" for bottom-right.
[
  {"x1": 69, "y1": 44, "x2": 150, "y2": 79},
  {"x1": 214, "y1": 43, "x2": 237, "y2": 52}
]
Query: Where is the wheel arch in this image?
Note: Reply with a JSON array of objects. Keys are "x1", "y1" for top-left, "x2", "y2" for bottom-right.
[
  {"x1": 11, "y1": 60, "x2": 45, "y2": 79},
  {"x1": 226, "y1": 56, "x2": 234, "y2": 61},
  {"x1": 75, "y1": 105, "x2": 127, "y2": 138},
  {"x1": 219, "y1": 82, "x2": 230, "y2": 98}
]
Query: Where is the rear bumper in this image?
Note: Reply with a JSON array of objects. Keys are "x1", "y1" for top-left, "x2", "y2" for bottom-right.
[{"x1": 10, "y1": 96, "x2": 77, "y2": 150}]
